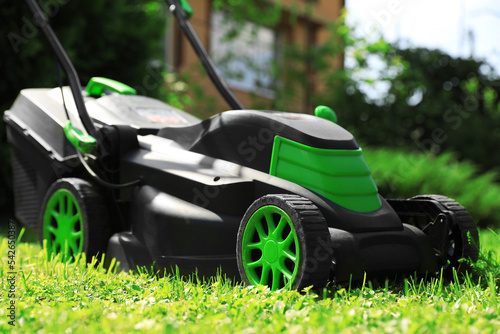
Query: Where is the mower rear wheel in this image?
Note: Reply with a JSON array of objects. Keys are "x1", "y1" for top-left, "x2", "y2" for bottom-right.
[
  {"x1": 237, "y1": 194, "x2": 332, "y2": 291},
  {"x1": 412, "y1": 195, "x2": 479, "y2": 275},
  {"x1": 39, "y1": 178, "x2": 109, "y2": 261}
]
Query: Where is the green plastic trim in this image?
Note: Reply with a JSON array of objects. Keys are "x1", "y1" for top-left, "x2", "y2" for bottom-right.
[
  {"x1": 85, "y1": 77, "x2": 137, "y2": 97},
  {"x1": 241, "y1": 206, "x2": 299, "y2": 291},
  {"x1": 64, "y1": 121, "x2": 97, "y2": 154},
  {"x1": 42, "y1": 189, "x2": 84, "y2": 260},
  {"x1": 179, "y1": 0, "x2": 194, "y2": 19},
  {"x1": 315, "y1": 105, "x2": 337, "y2": 123},
  {"x1": 269, "y1": 136, "x2": 382, "y2": 212}
]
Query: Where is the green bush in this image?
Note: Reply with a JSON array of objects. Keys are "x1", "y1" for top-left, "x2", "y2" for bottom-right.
[
  {"x1": 334, "y1": 47, "x2": 500, "y2": 173},
  {"x1": 363, "y1": 147, "x2": 500, "y2": 228}
]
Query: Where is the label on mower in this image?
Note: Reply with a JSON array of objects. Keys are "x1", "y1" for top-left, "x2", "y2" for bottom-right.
[{"x1": 132, "y1": 108, "x2": 186, "y2": 124}]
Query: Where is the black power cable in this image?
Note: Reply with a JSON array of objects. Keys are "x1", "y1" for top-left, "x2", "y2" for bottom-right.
[{"x1": 76, "y1": 151, "x2": 142, "y2": 189}]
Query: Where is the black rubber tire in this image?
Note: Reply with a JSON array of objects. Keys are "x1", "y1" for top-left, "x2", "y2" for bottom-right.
[
  {"x1": 38, "y1": 178, "x2": 110, "y2": 260},
  {"x1": 412, "y1": 195, "x2": 480, "y2": 275},
  {"x1": 236, "y1": 194, "x2": 332, "y2": 290}
]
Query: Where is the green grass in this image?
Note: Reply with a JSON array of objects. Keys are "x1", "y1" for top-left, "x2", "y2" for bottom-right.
[
  {"x1": 1, "y1": 230, "x2": 499, "y2": 333},
  {"x1": 480, "y1": 230, "x2": 500, "y2": 262}
]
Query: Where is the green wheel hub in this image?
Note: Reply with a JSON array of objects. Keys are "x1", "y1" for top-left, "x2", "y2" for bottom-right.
[
  {"x1": 241, "y1": 205, "x2": 300, "y2": 290},
  {"x1": 42, "y1": 189, "x2": 84, "y2": 259}
]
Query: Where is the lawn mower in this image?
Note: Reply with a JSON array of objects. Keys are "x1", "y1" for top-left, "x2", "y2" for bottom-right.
[{"x1": 4, "y1": 0, "x2": 480, "y2": 290}]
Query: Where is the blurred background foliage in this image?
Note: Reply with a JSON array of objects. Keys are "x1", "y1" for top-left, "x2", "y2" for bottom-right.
[
  {"x1": 364, "y1": 148, "x2": 500, "y2": 228},
  {"x1": 1, "y1": 1, "x2": 500, "y2": 227},
  {"x1": 212, "y1": 5, "x2": 500, "y2": 227},
  {"x1": 266, "y1": 12, "x2": 500, "y2": 174}
]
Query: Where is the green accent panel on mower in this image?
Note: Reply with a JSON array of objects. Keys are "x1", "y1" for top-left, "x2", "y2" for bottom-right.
[
  {"x1": 269, "y1": 136, "x2": 382, "y2": 212},
  {"x1": 86, "y1": 77, "x2": 137, "y2": 97},
  {"x1": 241, "y1": 206, "x2": 300, "y2": 290},
  {"x1": 42, "y1": 189, "x2": 84, "y2": 260},
  {"x1": 63, "y1": 121, "x2": 97, "y2": 154}
]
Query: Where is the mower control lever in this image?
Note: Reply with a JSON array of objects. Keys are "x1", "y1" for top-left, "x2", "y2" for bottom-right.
[
  {"x1": 178, "y1": 0, "x2": 194, "y2": 19},
  {"x1": 64, "y1": 121, "x2": 98, "y2": 155},
  {"x1": 86, "y1": 77, "x2": 137, "y2": 97}
]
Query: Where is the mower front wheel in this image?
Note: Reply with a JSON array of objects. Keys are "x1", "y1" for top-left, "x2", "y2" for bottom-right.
[
  {"x1": 236, "y1": 194, "x2": 332, "y2": 291},
  {"x1": 38, "y1": 178, "x2": 110, "y2": 261}
]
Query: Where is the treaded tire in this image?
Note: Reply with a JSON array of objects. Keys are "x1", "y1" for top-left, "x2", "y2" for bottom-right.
[
  {"x1": 38, "y1": 178, "x2": 109, "y2": 261},
  {"x1": 237, "y1": 194, "x2": 332, "y2": 291},
  {"x1": 412, "y1": 195, "x2": 480, "y2": 275}
]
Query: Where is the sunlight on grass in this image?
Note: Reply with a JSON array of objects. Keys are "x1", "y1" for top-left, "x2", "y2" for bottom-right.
[{"x1": 0, "y1": 230, "x2": 499, "y2": 333}]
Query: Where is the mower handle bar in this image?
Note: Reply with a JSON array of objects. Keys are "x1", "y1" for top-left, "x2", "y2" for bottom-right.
[
  {"x1": 164, "y1": 0, "x2": 244, "y2": 110},
  {"x1": 24, "y1": 0, "x2": 99, "y2": 138},
  {"x1": 24, "y1": 0, "x2": 243, "y2": 141}
]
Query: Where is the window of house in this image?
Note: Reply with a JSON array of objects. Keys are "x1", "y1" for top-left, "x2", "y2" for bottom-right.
[{"x1": 209, "y1": 10, "x2": 280, "y2": 98}]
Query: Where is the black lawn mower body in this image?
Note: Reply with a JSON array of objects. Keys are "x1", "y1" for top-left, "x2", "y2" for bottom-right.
[{"x1": 3, "y1": 0, "x2": 480, "y2": 290}]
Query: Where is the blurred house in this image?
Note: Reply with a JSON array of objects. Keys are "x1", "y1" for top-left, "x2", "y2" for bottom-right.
[{"x1": 165, "y1": 0, "x2": 344, "y2": 114}]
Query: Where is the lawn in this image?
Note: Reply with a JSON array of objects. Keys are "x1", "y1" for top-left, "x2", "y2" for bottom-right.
[{"x1": 0, "y1": 228, "x2": 499, "y2": 333}]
